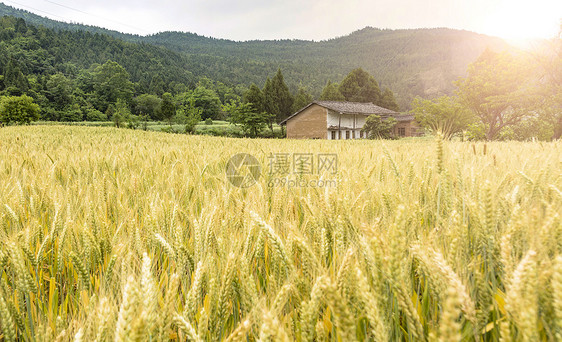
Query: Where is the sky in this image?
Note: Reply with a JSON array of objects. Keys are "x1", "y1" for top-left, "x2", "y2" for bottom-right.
[{"x1": 2, "y1": 0, "x2": 561, "y2": 41}]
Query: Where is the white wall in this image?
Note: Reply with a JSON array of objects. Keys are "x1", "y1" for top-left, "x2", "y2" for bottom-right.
[
  {"x1": 328, "y1": 129, "x2": 368, "y2": 140},
  {"x1": 326, "y1": 111, "x2": 368, "y2": 130}
]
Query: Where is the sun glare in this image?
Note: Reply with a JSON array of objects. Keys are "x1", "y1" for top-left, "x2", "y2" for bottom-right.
[{"x1": 482, "y1": 0, "x2": 560, "y2": 42}]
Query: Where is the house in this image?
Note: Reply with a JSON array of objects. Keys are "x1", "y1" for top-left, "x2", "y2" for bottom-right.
[{"x1": 279, "y1": 101, "x2": 420, "y2": 139}]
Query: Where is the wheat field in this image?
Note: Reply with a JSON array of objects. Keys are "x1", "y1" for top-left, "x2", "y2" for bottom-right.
[{"x1": 0, "y1": 126, "x2": 561, "y2": 341}]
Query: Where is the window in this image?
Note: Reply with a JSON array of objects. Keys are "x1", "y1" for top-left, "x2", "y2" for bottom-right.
[
  {"x1": 398, "y1": 127, "x2": 406, "y2": 137},
  {"x1": 331, "y1": 131, "x2": 337, "y2": 140},
  {"x1": 346, "y1": 131, "x2": 350, "y2": 139}
]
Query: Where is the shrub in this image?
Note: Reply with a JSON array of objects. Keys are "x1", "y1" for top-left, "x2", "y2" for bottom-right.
[
  {"x1": 0, "y1": 95, "x2": 40, "y2": 124},
  {"x1": 84, "y1": 108, "x2": 107, "y2": 122}
]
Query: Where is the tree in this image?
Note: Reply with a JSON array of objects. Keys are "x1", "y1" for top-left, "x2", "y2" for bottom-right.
[
  {"x1": 411, "y1": 95, "x2": 474, "y2": 139},
  {"x1": 320, "y1": 80, "x2": 345, "y2": 101},
  {"x1": 0, "y1": 95, "x2": 40, "y2": 125},
  {"x1": 361, "y1": 114, "x2": 397, "y2": 139},
  {"x1": 3, "y1": 60, "x2": 29, "y2": 92},
  {"x1": 190, "y1": 86, "x2": 221, "y2": 120},
  {"x1": 134, "y1": 94, "x2": 162, "y2": 120},
  {"x1": 106, "y1": 104, "x2": 115, "y2": 124},
  {"x1": 60, "y1": 103, "x2": 82, "y2": 122},
  {"x1": 339, "y1": 68, "x2": 382, "y2": 104},
  {"x1": 379, "y1": 88, "x2": 400, "y2": 111},
  {"x1": 262, "y1": 78, "x2": 279, "y2": 130},
  {"x1": 45, "y1": 73, "x2": 72, "y2": 111},
  {"x1": 243, "y1": 83, "x2": 265, "y2": 113},
  {"x1": 184, "y1": 111, "x2": 201, "y2": 134},
  {"x1": 535, "y1": 23, "x2": 562, "y2": 139},
  {"x1": 84, "y1": 107, "x2": 106, "y2": 121},
  {"x1": 176, "y1": 98, "x2": 202, "y2": 134},
  {"x1": 113, "y1": 99, "x2": 139, "y2": 129},
  {"x1": 292, "y1": 87, "x2": 313, "y2": 112},
  {"x1": 263, "y1": 69, "x2": 294, "y2": 124},
  {"x1": 148, "y1": 75, "x2": 166, "y2": 96},
  {"x1": 225, "y1": 101, "x2": 272, "y2": 138},
  {"x1": 271, "y1": 69, "x2": 294, "y2": 121},
  {"x1": 214, "y1": 81, "x2": 241, "y2": 105},
  {"x1": 112, "y1": 99, "x2": 131, "y2": 128},
  {"x1": 160, "y1": 92, "x2": 176, "y2": 126},
  {"x1": 93, "y1": 60, "x2": 134, "y2": 112},
  {"x1": 455, "y1": 50, "x2": 534, "y2": 140}
]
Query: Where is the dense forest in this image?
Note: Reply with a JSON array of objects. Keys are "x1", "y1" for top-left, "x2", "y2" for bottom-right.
[
  {"x1": 5, "y1": 4, "x2": 555, "y2": 141},
  {"x1": 0, "y1": 13, "x2": 400, "y2": 130},
  {"x1": 0, "y1": 19, "x2": 196, "y2": 92},
  {"x1": 0, "y1": 15, "x2": 246, "y2": 124},
  {"x1": 0, "y1": 3, "x2": 510, "y2": 109}
]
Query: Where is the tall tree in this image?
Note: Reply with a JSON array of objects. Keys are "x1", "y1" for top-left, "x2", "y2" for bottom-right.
[
  {"x1": 93, "y1": 60, "x2": 134, "y2": 112},
  {"x1": 262, "y1": 78, "x2": 278, "y2": 130},
  {"x1": 224, "y1": 101, "x2": 272, "y2": 138},
  {"x1": 339, "y1": 68, "x2": 382, "y2": 104},
  {"x1": 45, "y1": 73, "x2": 72, "y2": 111},
  {"x1": 536, "y1": 23, "x2": 562, "y2": 139},
  {"x1": 175, "y1": 97, "x2": 202, "y2": 134},
  {"x1": 379, "y1": 88, "x2": 400, "y2": 111},
  {"x1": 190, "y1": 86, "x2": 222, "y2": 120},
  {"x1": 292, "y1": 87, "x2": 313, "y2": 112},
  {"x1": 263, "y1": 69, "x2": 293, "y2": 124},
  {"x1": 148, "y1": 75, "x2": 166, "y2": 96},
  {"x1": 455, "y1": 50, "x2": 534, "y2": 140},
  {"x1": 411, "y1": 95, "x2": 474, "y2": 139},
  {"x1": 112, "y1": 99, "x2": 132, "y2": 128},
  {"x1": 134, "y1": 94, "x2": 162, "y2": 120},
  {"x1": 320, "y1": 80, "x2": 345, "y2": 101},
  {"x1": 243, "y1": 83, "x2": 265, "y2": 114},
  {"x1": 3, "y1": 60, "x2": 29, "y2": 92},
  {"x1": 160, "y1": 92, "x2": 176, "y2": 126}
]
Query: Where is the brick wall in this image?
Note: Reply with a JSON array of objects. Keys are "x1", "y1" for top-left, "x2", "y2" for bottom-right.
[
  {"x1": 393, "y1": 121, "x2": 422, "y2": 137},
  {"x1": 286, "y1": 104, "x2": 327, "y2": 139}
]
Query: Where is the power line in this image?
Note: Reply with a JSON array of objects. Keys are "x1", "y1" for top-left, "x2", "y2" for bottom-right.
[
  {"x1": 3, "y1": 0, "x2": 149, "y2": 34},
  {"x1": 43, "y1": 0, "x2": 100, "y2": 17},
  {"x1": 41, "y1": 0, "x2": 149, "y2": 34},
  {"x1": 4, "y1": 0, "x2": 68, "y2": 20}
]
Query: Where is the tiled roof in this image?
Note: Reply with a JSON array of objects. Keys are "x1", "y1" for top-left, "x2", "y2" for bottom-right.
[
  {"x1": 280, "y1": 101, "x2": 399, "y2": 125},
  {"x1": 394, "y1": 114, "x2": 415, "y2": 122},
  {"x1": 315, "y1": 101, "x2": 398, "y2": 115}
]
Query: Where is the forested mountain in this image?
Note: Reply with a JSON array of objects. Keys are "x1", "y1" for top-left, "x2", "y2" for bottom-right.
[
  {"x1": 142, "y1": 27, "x2": 510, "y2": 103},
  {"x1": 0, "y1": 3, "x2": 510, "y2": 109},
  {"x1": 0, "y1": 3, "x2": 136, "y2": 40},
  {"x1": 0, "y1": 16, "x2": 195, "y2": 91}
]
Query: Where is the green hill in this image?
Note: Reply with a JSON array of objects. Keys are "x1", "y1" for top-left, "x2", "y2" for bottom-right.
[
  {"x1": 0, "y1": 16, "x2": 195, "y2": 90},
  {"x1": 143, "y1": 27, "x2": 509, "y2": 108},
  {"x1": 0, "y1": 2, "x2": 510, "y2": 109},
  {"x1": 0, "y1": 2, "x2": 135, "y2": 40}
]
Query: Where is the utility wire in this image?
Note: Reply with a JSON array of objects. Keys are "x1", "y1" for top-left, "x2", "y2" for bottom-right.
[
  {"x1": 3, "y1": 0, "x2": 149, "y2": 34},
  {"x1": 41, "y1": 0, "x2": 149, "y2": 34},
  {"x1": 4, "y1": 0, "x2": 67, "y2": 20}
]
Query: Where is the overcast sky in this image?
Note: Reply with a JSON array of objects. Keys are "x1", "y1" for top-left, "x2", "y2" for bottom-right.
[{"x1": 3, "y1": 0, "x2": 561, "y2": 41}]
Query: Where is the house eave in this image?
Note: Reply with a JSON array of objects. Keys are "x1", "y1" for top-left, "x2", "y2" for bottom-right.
[{"x1": 280, "y1": 101, "x2": 400, "y2": 125}]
